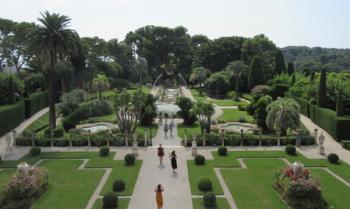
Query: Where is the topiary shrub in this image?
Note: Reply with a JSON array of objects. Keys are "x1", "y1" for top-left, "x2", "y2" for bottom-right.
[
  {"x1": 218, "y1": 146, "x2": 228, "y2": 156},
  {"x1": 103, "y1": 192, "x2": 118, "y2": 209},
  {"x1": 124, "y1": 154, "x2": 135, "y2": 165},
  {"x1": 30, "y1": 147, "x2": 41, "y2": 156},
  {"x1": 327, "y1": 153, "x2": 339, "y2": 164},
  {"x1": 198, "y1": 178, "x2": 212, "y2": 191},
  {"x1": 100, "y1": 146, "x2": 110, "y2": 157},
  {"x1": 194, "y1": 154, "x2": 205, "y2": 165},
  {"x1": 203, "y1": 193, "x2": 216, "y2": 207},
  {"x1": 113, "y1": 179, "x2": 125, "y2": 192},
  {"x1": 285, "y1": 144, "x2": 296, "y2": 155}
]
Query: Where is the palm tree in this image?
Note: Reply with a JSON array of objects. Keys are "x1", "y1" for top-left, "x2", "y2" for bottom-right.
[
  {"x1": 265, "y1": 98, "x2": 300, "y2": 136},
  {"x1": 33, "y1": 11, "x2": 78, "y2": 130},
  {"x1": 190, "y1": 67, "x2": 210, "y2": 95},
  {"x1": 93, "y1": 74, "x2": 109, "y2": 100},
  {"x1": 192, "y1": 101, "x2": 215, "y2": 136},
  {"x1": 225, "y1": 61, "x2": 249, "y2": 101}
]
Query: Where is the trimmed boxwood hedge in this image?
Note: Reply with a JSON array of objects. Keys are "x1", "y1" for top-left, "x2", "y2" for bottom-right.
[
  {"x1": 0, "y1": 101, "x2": 25, "y2": 137},
  {"x1": 309, "y1": 104, "x2": 350, "y2": 142},
  {"x1": 24, "y1": 91, "x2": 48, "y2": 118}
]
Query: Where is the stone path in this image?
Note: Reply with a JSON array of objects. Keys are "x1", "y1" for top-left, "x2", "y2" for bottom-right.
[{"x1": 128, "y1": 120, "x2": 193, "y2": 209}]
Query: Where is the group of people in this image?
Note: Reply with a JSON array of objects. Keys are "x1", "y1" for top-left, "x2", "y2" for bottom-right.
[
  {"x1": 154, "y1": 144, "x2": 178, "y2": 209},
  {"x1": 159, "y1": 113, "x2": 175, "y2": 138}
]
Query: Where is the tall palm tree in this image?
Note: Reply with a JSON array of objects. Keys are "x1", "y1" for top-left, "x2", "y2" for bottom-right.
[
  {"x1": 265, "y1": 98, "x2": 300, "y2": 136},
  {"x1": 190, "y1": 67, "x2": 210, "y2": 95},
  {"x1": 225, "y1": 61, "x2": 249, "y2": 101},
  {"x1": 93, "y1": 74, "x2": 109, "y2": 100},
  {"x1": 33, "y1": 11, "x2": 78, "y2": 130}
]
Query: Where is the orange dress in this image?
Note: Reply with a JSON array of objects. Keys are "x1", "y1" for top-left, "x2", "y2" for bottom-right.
[{"x1": 156, "y1": 191, "x2": 163, "y2": 209}]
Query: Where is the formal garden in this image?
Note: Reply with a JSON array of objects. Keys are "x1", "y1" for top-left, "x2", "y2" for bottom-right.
[{"x1": 0, "y1": 9, "x2": 350, "y2": 209}]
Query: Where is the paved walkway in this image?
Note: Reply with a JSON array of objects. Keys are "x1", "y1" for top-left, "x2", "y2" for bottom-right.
[
  {"x1": 298, "y1": 114, "x2": 350, "y2": 164},
  {"x1": 128, "y1": 120, "x2": 193, "y2": 209}
]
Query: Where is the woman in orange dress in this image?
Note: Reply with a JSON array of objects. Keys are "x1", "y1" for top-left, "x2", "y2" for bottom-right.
[{"x1": 155, "y1": 184, "x2": 164, "y2": 209}]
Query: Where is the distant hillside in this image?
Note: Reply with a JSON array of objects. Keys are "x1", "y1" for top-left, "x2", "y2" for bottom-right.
[{"x1": 281, "y1": 46, "x2": 350, "y2": 72}]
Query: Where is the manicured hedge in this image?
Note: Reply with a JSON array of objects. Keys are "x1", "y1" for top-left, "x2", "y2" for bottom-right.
[
  {"x1": 0, "y1": 102, "x2": 25, "y2": 136},
  {"x1": 24, "y1": 91, "x2": 48, "y2": 118},
  {"x1": 309, "y1": 104, "x2": 350, "y2": 142},
  {"x1": 183, "y1": 132, "x2": 315, "y2": 147},
  {"x1": 271, "y1": 84, "x2": 289, "y2": 99}
]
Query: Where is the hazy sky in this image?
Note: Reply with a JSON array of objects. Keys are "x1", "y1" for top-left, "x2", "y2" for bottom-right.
[{"x1": 1, "y1": 0, "x2": 349, "y2": 48}]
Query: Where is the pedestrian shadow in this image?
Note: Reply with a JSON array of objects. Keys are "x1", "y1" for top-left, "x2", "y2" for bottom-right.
[
  {"x1": 158, "y1": 164, "x2": 166, "y2": 170},
  {"x1": 171, "y1": 171, "x2": 178, "y2": 178}
]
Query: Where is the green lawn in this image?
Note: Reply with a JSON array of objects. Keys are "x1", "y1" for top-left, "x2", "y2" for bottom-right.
[
  {"x1": 0, "y1": 152, "x2": 141, "y2": 209},
  {"x1": 207, "y1": 98, "x2": 241, "y2": 106},
  {"x1": 92, "y1": 198, "x2": 130, "y2": 209},
  {"x1": 24, "y1": 112, "x2": 49, "y2": 134},
  {"x1": 188, "y1": 150, "x2": 350, "y2": 209},
  {"x1": 177, "y1": 123, "x2": 201, "y2": 139},
  {"x1": 0, "y1": 169, "x2": 15, "y2": 191},
  {"x1": 190, "y1": 89, "x2": 206, "y2": 102},
  {"x1": 217, "y1": 109, "x2": 254, "y2": 123},
  {"x1": 192, "y1": 198, "x2": 231, "y2": 209}
]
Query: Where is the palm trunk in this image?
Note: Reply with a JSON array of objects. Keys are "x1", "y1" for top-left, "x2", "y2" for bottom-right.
[{"x1": 48, "y1": 52, "x2": 57, "y2": 130}]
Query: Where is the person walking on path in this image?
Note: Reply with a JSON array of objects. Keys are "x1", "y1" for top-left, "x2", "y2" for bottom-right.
[
  {"x1": 163, "y1": 123, "x2": 169, "y2": 137},
  {"x1": 159, "y1": 113, "x2": 163, "y2": 125},
  {"x1": 157, "y1": 144, "x2": 165, "y2": 165},
  {"x1": 155, "y1": 184, "x2": 164, "y2": 209},
  {"x1": 170, "y1": 150, "x2": 177, "y2": 173},
  {"x1": 169, "y1": 120, "x2": 174, "y2": 137}
]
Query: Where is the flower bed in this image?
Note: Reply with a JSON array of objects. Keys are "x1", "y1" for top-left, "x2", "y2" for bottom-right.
[
  {"x1": 0, "y1": 167, "x2": 49, "y2": 209},
  {"x1": 273, "y1": 163, "x2": 328, "y2": 209}
]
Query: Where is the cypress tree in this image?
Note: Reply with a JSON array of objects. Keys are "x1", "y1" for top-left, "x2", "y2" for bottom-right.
[
  {"x1": 248, "y1": 56, "x2": 263, "y2": 90},
  {"x1": 287, "y1": 62, "x2": 295, "y2": 75},
  {"x1": 274, "y1": 50, "x2": 286, "y2": 74},
  {"x1": 291, "y1": 73, "x2": 296, "y2": 85},
  {"x1": 317, "y1": 68, "x2": 327, "y2": 107},
  {"x1": 336, "y1": 91, "x2": 344, "y2": 116}
]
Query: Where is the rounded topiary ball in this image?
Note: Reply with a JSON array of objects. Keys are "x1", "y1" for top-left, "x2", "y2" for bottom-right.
[
  {"x1": 30, "y1": 147, "x2": 41, "y2": 157},
  {"x1": 218, "y1": 146, "x2": 228, "y2": 156},
  {"x1": 203, "y1": 193, "x2": 216, "y2": 207},
  {"x1": 103, "y1": 192, "x2": 118, "y2": 209},
  {"x1": 195, "y1": 154, "x2": 205, "y2": 165},
  {"x1": 124, "y1": 154, "x2": 136, "y2": 165},
  {"x1": 328, "y1": 153, "x2": 339, "y2": 164},
  {"x1": 198, "y1": 178, "x2": 212, "y2": 191},
  {"x1": 99, "y1": 146, "x2": 110, "y2": 157},
  {"x1": 285, "y1": 144, "x2": 296, "y2": 156},
  {"x1": 113, "y1": 179, "x2": 125, "y2": 192}
]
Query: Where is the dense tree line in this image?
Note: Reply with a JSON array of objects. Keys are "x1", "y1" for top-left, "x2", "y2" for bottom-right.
[{"x1": 281, "y1": 46, "x2": 350, "y2": 72}]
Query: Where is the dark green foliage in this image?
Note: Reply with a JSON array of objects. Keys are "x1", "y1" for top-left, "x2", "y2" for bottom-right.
[
  {"x1": 285, "y1": 145, "x2": 296, "y2": 155},
  {"x1": 204, "y1": 72, "x2": 230, "y2": 97},
  {"x1": 248, "y1": 56, "x2": 263, "y2": 89},
  {"x1": 7, "y1": 75, "x2": 15, "y2": 104},
  {"x1": 253, "y1": 95, "x2": 272, "y2": 130},
  {"x1": 309, "y1": 104, "x2": 350, "y2": 142},
  {"x1": 271, "y1": 84, "x2": 289, "y2": 99},
  {"x1": 124, "y1": 154, "x2": 136, "y2": 165},
  {"x1": 103, "y1": 192, "x2": 118, "y2": 209},
  {"x1": 0, "y1": 101, "x2": 25, "y2": 136},
  {"x1": 176, "y1": 97, "x2": 196, "y2": 125},
  {"x1": 287, "y1": 62, "x2": 295, "y2": 75},
  {"x1": 198, "y1": 178, "x2": 212, "y2": 191},
  {"x1": 113, "y1": 179, "x2": 125, "y2": 192},
  {"x1": 30, "y1": 147, "x2": 41, "y2": 156},
  {"x1": 44, "y1": 127, "x2": 64, "y2": 138},
  {"x1": 62, "y1": 115, "x2": 77, "y2": 131},
  {"x1": 317, "y1": 68, "x2": 327, "y2": 107},
  {"x1": 110, "y1": 79, "x2": 130, "y2": 90},
  {"x1": 327, "y1": 153, "x2": 339, "y2": 164},
  {"x1": 274, "y1": 50, "x2": 286, "y2": 74},
  {"x1": 24, "y1": 91, "x2": 48, "y2": 118},
  {"x1": 140, "y1": 94, "x2": 157, "y2": 126},
  {"x1": 0, "y1": 72, "x2": 24, "y2": 105},
  {"x1": 218, "y1": 146, "x2": 228, "y2": 156},
  {"x1": 336, "y1": 92, "x2": 344, "y2": 116},
  {"x1": 291, "y1": 73, "x2": 296, "y2": 85},
  {"x1": 194, "y1": 154, "x2": 205, "y2": 165},
  {"x1": 99, "y1": 146, "x2": 110, "y2": 157},
  {"x1": 203, "y1": 193, "x2": 216, "y2": 207}
]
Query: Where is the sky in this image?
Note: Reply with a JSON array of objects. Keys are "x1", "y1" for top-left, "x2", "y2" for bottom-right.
[{"x1": 1, "y1": 0, "x2": 350, "y2": 48}]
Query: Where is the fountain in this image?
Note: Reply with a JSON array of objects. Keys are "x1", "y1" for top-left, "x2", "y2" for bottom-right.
[{"x1": 155, "y1": 88, "x2": 181, "y2": 114}]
